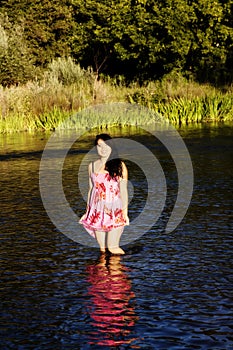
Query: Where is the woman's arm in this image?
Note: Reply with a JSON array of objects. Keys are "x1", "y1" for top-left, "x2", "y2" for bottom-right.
[
  {"x1": 79, "y1": 163, "x2": 93, "y2": 222},
  {"x1": 120, "y1": 161, "x2": 129, "y2": 224},
  {"x1": 86, "y1": 162, "x2": 93, "y2": 209}
]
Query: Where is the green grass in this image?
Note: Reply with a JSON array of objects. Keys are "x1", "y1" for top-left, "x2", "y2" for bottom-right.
[
  {"x1": 0, "y1": 58, "x2": 232, "y2": 133},
  {"x1": 58, "y1": 103, "x2": 164, "y2": 131},
  {"x1": 152, "y1": 94, "x2": 233, "y2": 125}
]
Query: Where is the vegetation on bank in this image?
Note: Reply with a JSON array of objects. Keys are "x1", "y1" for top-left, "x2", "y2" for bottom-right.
[
  {"x1": 0, "y1": 58, "x2": 232, "y2": 133},
  {"x1": 1, "y1": 0, "x2": 233, "y2": 86},
  {"x1": 1, "y1": 1, "x2": 233, "y2": 133}
]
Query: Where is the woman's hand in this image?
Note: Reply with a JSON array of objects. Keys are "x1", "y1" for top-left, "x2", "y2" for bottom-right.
[
  {"x1": 79, "y1": 213, "x2": 87, "y2": 222},
  {"x1": 124, "y1": 215, "x2": 130, "y2": 225},
  {"x1": 122, "y1": 208, "x2": 129, "y2": 225}
]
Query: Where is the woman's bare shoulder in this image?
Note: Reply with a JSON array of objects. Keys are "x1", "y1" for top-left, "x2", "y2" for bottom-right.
[
  {"x1": 88, "y1": 160, "x2": 101, "y2": 173},
  {"x1": 121, "y1": 161, "x2": 128, "y2": 179},
  {"x1": 121, "y1": 161, "x2": 127, "y2": 169},
  {"x1": 88, "y1": 162, "x2": 93, "y2": 174}
]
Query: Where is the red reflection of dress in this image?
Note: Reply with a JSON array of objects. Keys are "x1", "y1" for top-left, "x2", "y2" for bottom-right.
[
  {"x1": 86, "y1": 255, "x2": 138, "y2": 347},
  {"x1": 80, "y1": 172, "x2": 126, "y2": 237}
]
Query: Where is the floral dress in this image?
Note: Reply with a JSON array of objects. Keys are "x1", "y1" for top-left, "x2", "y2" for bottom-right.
[{"x1": 79, "y1": 170, "x2": 126, "y2": 238}]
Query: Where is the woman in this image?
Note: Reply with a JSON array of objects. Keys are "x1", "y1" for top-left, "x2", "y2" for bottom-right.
[{"x1": 79, "y1": 133, "x2": 129, "y2": 254}]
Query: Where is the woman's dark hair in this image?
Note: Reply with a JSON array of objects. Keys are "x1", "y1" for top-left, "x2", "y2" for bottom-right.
[{"x1": 95, "y1": 134, "x2": 123, "y2": 178}]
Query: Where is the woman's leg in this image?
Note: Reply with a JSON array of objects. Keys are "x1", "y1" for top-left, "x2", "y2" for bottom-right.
[
  {"x1": 95, "y1": 231, "x2": 106, "y2": 253},
  {"x1": 107, "y1": 227, "x2": 125, "y2": 255}
]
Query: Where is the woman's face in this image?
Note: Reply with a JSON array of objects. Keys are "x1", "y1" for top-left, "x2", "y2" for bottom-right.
[{"x1": 97, "y1": 139, "x2": 111, "y2": 159}]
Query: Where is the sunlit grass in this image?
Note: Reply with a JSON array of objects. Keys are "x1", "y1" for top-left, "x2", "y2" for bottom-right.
[
  {"x1": 58, "y1": 103, "x2": 164, "y2": 131},
  {"x1": 0, "y1": 58, "x2": 232, "y2": 133},
  {"x1": 153, "y1": 94, "x2": 233, "y2": 125}
]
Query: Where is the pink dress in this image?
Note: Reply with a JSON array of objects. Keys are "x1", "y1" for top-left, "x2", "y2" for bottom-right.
[{"x1": 79, "y1": 171, "x2": 126, "y2": 238}]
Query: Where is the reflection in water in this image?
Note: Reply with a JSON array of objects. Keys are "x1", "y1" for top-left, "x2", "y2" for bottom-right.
[
  {"x1": 86, "y1": 254, "x2": 139, "y2": 347},
  {"x1": 1, "y1": 125, "x2": 233, "y2": 348}
]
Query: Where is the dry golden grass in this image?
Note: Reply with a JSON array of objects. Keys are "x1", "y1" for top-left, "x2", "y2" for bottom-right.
[{"x1": 0, "y1": 58, "x2": 232, "y2": 133}]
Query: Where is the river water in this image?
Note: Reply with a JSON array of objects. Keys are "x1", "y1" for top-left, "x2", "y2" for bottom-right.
[{"x1": 0, "y1": 123, "x2": 232, "y2": 349}]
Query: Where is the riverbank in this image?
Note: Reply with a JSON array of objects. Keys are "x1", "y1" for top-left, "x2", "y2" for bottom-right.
[{"x1": 1, "y1": 58, "x2": 233, "y2": 133}]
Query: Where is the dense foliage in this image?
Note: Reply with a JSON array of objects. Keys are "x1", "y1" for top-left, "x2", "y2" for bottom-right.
[{"x1": 0, "y1": 0, "x2": 233, "y2": 86}]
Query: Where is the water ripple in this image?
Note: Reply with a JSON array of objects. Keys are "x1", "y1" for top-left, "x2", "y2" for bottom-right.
[{"x1": 1, "y1": 126, "x2": 233, "y2": 349}]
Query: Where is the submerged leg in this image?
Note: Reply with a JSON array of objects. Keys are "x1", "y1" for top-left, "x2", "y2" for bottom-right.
[
  {"x1": 107, "y1": 227, "x2": 125, "y2": 255},
  {"x1": 95, "y1": 231, "x2": 106, "y2": 253}
]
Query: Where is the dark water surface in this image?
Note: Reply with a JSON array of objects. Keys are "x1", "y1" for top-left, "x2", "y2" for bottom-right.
[{"x1": 0, "y1": 124, "x2": 233, "y2": 349}]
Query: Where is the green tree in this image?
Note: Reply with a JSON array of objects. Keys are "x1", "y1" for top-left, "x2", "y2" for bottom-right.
[
  {"x1": 1, "y1": 0, "x2": 232, "y2": 85},
  {"x1": 0, "y1": 15, "x2": 35, "y2": 86},
  {"x1": 72, "y1": 0, "x2": 233, "y2": 84},
  {"x1": 184, "y1": 0, "x2": 233, "y2": 84},
  {"x1": 0, "y1": 0, "x2": 74, "y2": 67}
]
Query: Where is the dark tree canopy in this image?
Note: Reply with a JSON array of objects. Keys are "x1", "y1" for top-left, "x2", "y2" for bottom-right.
[{"x1": 0, "y1": 0, "x2": 232, "y2": 85}]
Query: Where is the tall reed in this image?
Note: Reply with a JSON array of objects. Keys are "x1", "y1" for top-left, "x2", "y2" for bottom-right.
[
  {"x1": 152, "y1": 94, "x2": 233, "y2": 125},
  {"x1": 0, "y1": 59, "x2": 232, "y2": 133}
]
